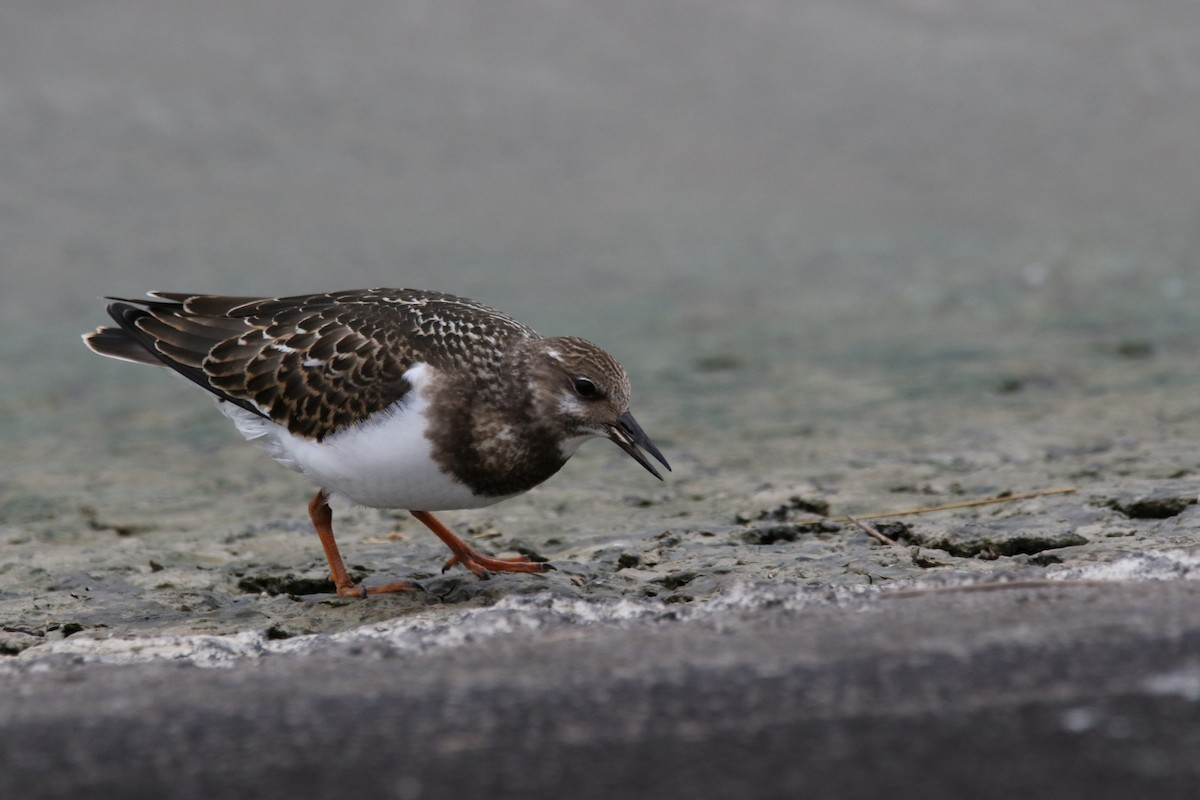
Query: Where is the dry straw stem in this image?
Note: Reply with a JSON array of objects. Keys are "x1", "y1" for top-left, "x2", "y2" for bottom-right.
[
  {"x1": 823, "y1": 486, "x2": 1079, "y2": 547},
  {"x1": 837, "y1": 486, "x2": 1077, "y2": 523}
]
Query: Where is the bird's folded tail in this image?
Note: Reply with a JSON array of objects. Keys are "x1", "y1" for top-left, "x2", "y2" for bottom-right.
[
  {"x1": 83, "y1": 300, "x2": 271, "y2": 421},
  {"x1": 82, "y1": 325, "x2": 162, "y2": 366}
]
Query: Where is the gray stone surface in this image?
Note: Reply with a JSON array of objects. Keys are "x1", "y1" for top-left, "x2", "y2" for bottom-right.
[{"x1": 6, "y1": 580, "x2": 1200, "y2": 799}]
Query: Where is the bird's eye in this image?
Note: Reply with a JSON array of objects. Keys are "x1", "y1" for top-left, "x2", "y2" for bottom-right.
[{"x1": 573, "y1": 377, "x2": 599, "y2": 399}]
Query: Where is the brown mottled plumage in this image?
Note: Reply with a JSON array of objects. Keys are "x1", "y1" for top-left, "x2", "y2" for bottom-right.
[
  {"x1": 84, "y1": 289, "x2": 669, "y2": 597},
  {"x1": 92, "y1": 289, "x2": 537, "y2": 440}
]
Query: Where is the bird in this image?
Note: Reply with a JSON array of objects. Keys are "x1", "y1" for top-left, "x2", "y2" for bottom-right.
[{"x1": 83, "y1": 288, "x2": 670, "y2": 597}]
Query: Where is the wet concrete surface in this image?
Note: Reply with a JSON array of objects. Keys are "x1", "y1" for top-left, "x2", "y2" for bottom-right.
[{"x1": 4, "y1": 0, "x2": 1200, "y2": 797}]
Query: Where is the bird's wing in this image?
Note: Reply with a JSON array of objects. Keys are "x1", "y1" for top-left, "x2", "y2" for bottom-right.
[{"x1": 89, "y1": 289, "x2": 536, "y2": 440}]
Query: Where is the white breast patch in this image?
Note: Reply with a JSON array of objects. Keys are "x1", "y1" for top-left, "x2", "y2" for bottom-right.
[{"x1": 216, "y1": 363, "x2": 507, "y2": 511}]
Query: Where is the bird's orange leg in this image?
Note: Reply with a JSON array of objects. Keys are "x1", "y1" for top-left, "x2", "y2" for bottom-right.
[
  {"x1": 308, "y1": 490, "x2": 417, "y2": 596},
  {"x1": 409, "y1": 510, "x2": 551, "y2": 579}
]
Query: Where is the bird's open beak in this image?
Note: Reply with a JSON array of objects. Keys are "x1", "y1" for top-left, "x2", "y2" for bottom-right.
[{"x1": 608, "y1": 411, "x2": 671, "y2": 480}]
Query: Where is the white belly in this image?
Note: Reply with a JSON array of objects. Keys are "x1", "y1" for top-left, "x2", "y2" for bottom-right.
[{"x1": 216, "y1": 364, "x2": 505, "y2": 511}]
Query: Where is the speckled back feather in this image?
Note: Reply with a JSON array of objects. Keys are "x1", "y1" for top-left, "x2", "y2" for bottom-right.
[{"x1": 92, "y1": 289, "x2": 538, "y2": 441}]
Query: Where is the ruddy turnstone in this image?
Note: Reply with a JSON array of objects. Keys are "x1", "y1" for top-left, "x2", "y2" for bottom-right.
[{"x1": 83, "y1": 289, "x2": 669, "y2": 596}]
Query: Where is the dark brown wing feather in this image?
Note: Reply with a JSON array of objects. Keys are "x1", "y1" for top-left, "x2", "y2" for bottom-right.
[{"x1": 93, "y1": 289, "x2": 537, "y2": 440}]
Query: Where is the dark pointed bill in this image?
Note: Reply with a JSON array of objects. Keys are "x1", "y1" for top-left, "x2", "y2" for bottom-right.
[{"x1": 608, "y1": 411, "x2": 671, "y2": 480}]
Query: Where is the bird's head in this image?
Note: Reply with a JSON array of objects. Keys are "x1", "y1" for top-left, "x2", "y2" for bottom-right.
[{"x1": 527, "y1": 336, "x2": 671, "y2": 479}]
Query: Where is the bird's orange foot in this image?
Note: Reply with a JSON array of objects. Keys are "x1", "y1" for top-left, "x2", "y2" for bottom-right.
[
  {"x1": 333, "y1": 579, "x2": 422, "y2": 597},
  {"x1": 408, "y1": 510, "x2": 552, "y2": 580},
  {"x1": 441, "y1": 546, "x2": 553, "y2": 579}
]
